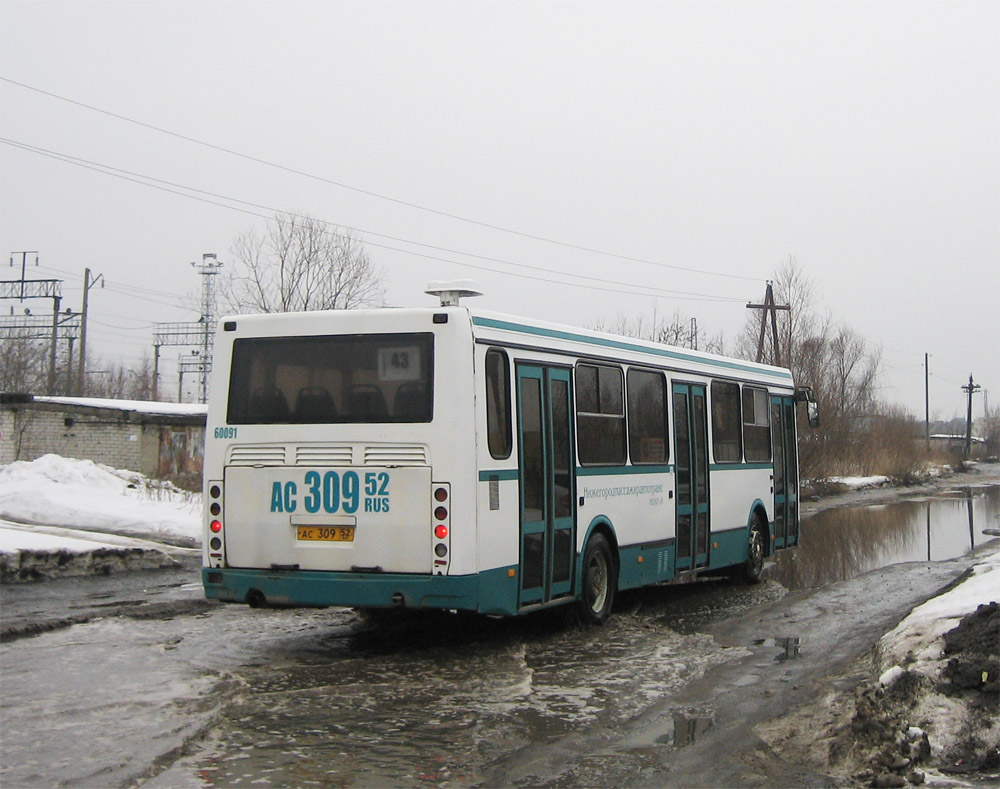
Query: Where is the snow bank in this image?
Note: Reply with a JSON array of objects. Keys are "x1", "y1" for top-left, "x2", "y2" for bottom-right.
[
  {"x1": 879, "y1": 548, "x2": 1000, "y2": 665},
  {"x1": 0, "y1": 521, "x2": 181, "y2": 582},
  {"x1": 0, "y1": 454, "x2": 201, "y2": 544},
  {"x1": 0, "y1": 525, "x2": 123, "y2": 554},
  {"x1": 872, "y1": 547, "x2": 1000, "y2": 773},
  {"x1": 827, "y1": 475, "x2": 891, "y2": 489}
]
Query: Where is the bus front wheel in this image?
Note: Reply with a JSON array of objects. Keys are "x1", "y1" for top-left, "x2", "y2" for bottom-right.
[{"x1": 579, "y1": 533, "x2": 616, "y2": 624}]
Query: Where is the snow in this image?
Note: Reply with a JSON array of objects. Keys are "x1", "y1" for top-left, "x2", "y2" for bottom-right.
[
  {"x1": 878, "y1": 665, "x2": 906, "y2": 687},
  {"x1": 874, "y1": 545, "x2": 1000, "y2": 770},
  {"x1": 879, "y1": 548, "x2": 1000, "y2": 665},
  {"x1": 827, "y1": 475, "x2": 891, "y2": 489},
  {"x1": 33, "y1": 395, "x2": 207, "y2": 417},
  {"x1": 0, "y1": 455, "x2": 201, "y2": 557},
  {"x1": 0, "y1": 522, "x2": 124, "y2": 554}
]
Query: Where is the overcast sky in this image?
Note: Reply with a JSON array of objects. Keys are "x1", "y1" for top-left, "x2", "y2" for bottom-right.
[{"x1": 1, "y1": 0, "x2": 997, "y2": 419}]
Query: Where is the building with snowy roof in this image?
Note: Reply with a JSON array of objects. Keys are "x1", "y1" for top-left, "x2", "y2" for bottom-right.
[{"x1": 0, "y1": 393, "x2": 206, "y2": 484}]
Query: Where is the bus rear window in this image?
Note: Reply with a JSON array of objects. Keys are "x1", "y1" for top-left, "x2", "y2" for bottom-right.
[{"x1": 227, "y1": 333, "x2": 434, "y2": 424}]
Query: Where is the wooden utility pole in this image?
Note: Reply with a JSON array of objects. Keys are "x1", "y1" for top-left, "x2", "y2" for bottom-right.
[
  {"x1": 77, "y1": 268, "x2": 103, "y2": 396},
  {"x1": 746, "y1": 281, "x2": 790, "y2": 366},
  {"x1": 924, "y1": 353, "x2": 930, "y2": 452},
  {"x1": 962, "y1": 374, "x2": 981, "y2": 459},
  {"x1": 48, "y1": 293, "x2": 61, "y2": 393}
]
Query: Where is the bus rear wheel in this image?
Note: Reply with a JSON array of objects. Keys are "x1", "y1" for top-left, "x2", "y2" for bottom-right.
[
  {"x1": 579, "y1": 533, "x2": 616, "y2": 624},
  {"x1": 743, "y1": 514, "x2": 766, "y2": 584}
]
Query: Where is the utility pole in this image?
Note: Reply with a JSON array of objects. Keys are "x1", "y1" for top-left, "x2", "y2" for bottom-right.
[
  {"x1": 924, "y1": 353, "x2": 930, "y2": 452},
  {"x1": 152, "y1": 254, "x2": 222, "y2": 404},
  {"x1": 9, "y1": 251, "x2": 38, "y2": 301},
  {"x1": 77, "y1": 268, "x2": 104, "y2": 396},
  {"x1": 48, "y1": 293, "x2": 61, "y2": 393},
  {"x1": 66, "y1": 334, "x2": 76, "y2": 393},
  {"x1": 747, "y1": 281, "x2": 790, "y2": 366},
  {"x1": 152, "y1": 344, "x2": 161, "y2": 401},
  {"x1": 191, "y1": 253, "x2": 223, "y2": 404},
  {"x1": 5, "y1": 251, "x2": 66, "y2": 393},
  {"x1": 962, "y1": 374, "x2": 981, "y2": 459},
  {"x1": 747, "y1": 280, "x2": 792, "y2": 367}
]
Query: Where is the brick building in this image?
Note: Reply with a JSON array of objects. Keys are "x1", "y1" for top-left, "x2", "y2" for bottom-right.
[{"x1": 0, "y1": 394, "x2": 207, "y2": 482}]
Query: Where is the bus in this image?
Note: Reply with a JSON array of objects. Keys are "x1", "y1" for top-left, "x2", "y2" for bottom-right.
[{"x1": 202, "y1": 282, "x2": 817, "y2": 623}]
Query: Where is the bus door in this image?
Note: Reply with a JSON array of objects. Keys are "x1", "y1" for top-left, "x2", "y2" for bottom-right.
[
  {"x1": 516, "y1": 365, "x2": 575, "y2": 608},
  {"x1": 672, "y1": 383, "x2": 710, "y2": 571},
  {"x1": 771, "y1": 395, "x2": 799, "y2": 548}
]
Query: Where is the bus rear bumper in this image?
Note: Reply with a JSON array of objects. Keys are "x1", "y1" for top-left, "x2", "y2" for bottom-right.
[{"x1": 202, "y1": 566, "x2": 517, "y2": 615}]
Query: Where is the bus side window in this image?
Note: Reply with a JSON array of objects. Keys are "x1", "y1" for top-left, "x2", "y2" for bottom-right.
[
  {"x1": 627, "y1": 368, "x2": 668, "y2": 464},
  {"x1": 576, "y1": 363, "x2": 626, "y2": 465},
  {"x1": 486, "y1": 349, "x2": 512, "y2": 459},
  {"x1": 710, "y1": 380, "x2": 742, "y2": 463},
  {"x1": 742, "y1": 386, "x2": 771, "y2": 461}
]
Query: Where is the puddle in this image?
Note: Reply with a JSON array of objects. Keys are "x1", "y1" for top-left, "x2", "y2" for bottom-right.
[
  {"x1": 752, "y1": 636, "x2": 801, "y2": 661},
  {"x1": 153, "y1": 611, "x2": 739, "y2": 787},
  {"x1": 667, "y1": 710, "x2": 714, "y2": 746},
  {"x1": 766, "y1": 486, "x2": 1000, "y2": 590}
]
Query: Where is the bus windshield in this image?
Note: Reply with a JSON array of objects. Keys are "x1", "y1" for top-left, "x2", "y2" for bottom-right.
[{"x1": 226, "y1": 332, "x2": 434, "y2": 424}]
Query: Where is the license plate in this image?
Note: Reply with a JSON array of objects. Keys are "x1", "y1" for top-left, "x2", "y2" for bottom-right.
[{"x1": 296, "y1": 526, "x2": 355, "y2": 542}]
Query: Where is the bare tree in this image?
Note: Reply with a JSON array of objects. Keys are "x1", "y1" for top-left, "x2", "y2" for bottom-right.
[
  {"x1": 222, "y1": 213, "x2": 385, "y2": 314},
  {"x1": 737, "y1": 256, "x2": 821, "y2": 369},
  {"x1": 982, "y1": 401, "x2": 1000, "y2": 459},
  {"x1": 0, "y1": 331, "x2": 48, "y2": 393},
  {"x1": 84, "y1": 355, "x2": 157, "y2": 400},
  {"x1": 737, "y1": 257, "x2": 884, "y2": 477},
  {"x1": 593, "y1": 306, "x2": 722, "y2": 352}
]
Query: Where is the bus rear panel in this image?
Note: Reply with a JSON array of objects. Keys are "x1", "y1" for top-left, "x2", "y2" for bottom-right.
[{"x1": 201, "y1": 307, "x2": 513, "y2": 613}]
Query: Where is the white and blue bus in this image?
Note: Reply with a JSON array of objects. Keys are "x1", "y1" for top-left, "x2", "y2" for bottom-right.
[{"x1": 202, "y1": 283, "x2": 816, "y2": 622}]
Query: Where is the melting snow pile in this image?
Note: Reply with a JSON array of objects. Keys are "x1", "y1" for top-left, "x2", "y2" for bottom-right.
[
  {"x1": 880, "y1": 552, "x2": 1000, "y2": 666},
  {"x1": 833, "y1": 549, "x2": 1000, "y2": 784},
  {"x1": 0, "y1": 454, "x2": 201, "y2": 582},
  {"x1": 0, "y1": 454, "x2": 200, "y2": 541}
]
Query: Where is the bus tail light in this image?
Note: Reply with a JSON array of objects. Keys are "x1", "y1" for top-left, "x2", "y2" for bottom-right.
[
  {"x1": 431, "y1": 482, "x2": 451, "y2": 573},
  {"x1": 206, "y1": 480, "x2": 225, "y2": 566}
]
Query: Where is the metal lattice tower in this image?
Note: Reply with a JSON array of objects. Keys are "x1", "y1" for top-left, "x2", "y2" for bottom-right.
[{"x1": 191, "y1": 253, "x2": 223, "y2": 404}]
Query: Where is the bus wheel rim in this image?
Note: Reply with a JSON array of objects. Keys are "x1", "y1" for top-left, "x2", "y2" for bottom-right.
[
  {"x1": 587, "y1": 552, "x2": 608, "y2": 611},
  {"x1": 749, "y1": 526, "x2": 764, "y2": 572}
]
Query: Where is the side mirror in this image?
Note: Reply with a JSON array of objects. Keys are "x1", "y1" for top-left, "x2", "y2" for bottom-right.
[
  {"x1": 807, "y1": 400, "x2": 820, "y2": 428},
  {"x1": 795, "y1": 386, "x2": 820, "y2": 428}
]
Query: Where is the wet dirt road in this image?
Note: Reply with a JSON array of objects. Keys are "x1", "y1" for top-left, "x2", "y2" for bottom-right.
[{"x1": 2, "y1": 482, "x2": 998, "y2": 787}]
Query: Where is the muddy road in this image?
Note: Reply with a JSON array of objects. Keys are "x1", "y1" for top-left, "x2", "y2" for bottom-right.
[{"x1": 2, "y1": 478, "x2": 998, "y2": 787}]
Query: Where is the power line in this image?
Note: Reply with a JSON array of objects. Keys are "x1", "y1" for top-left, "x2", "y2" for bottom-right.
[
  {"x1": 2, "y1": 137, "x2": 745, "y2": 303},
  {"x1": 103, "y1": 286, "x2": 189, "y2": 310},
  {"x1": 27, "y1": 263, "x2": 193, "y2": 308},
  {"x1": 1, "y1": 76, "x2": 761, "y2": 283},
  {"x1": 88, "y1": 317, "x2": 157, "y2": 330},
  {"x1": 3, "y1": 137, "x2": 746, "y2": 301}
]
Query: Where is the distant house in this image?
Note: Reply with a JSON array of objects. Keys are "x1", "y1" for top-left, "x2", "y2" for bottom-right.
[
  {"x1": 928, "y1": 433, "x2": 987, "y2": 459},
  {"x1": 0, "y1": 393, "x2": 207, "y2": 482}
]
